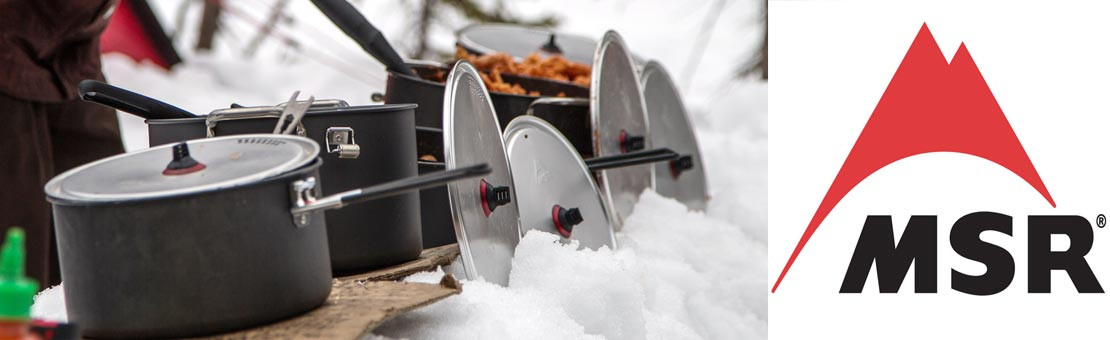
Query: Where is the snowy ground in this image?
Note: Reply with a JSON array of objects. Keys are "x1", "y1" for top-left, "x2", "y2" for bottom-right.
[{"x1": 32, "y1": 0, "x2": 767, "y2": 339}]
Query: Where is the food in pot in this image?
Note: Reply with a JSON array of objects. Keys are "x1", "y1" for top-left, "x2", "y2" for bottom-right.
[{"x1": 457, "y1": 47, "x2": 591, "y2": 87}]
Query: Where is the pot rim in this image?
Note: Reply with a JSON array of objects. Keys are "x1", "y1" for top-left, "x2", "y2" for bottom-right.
[
  {"x1": 144, "y1": 103, "x2": 418, "y2": 125},
  {"x1": 46, "y1": 146, "x2": 324, "y2": 207}
]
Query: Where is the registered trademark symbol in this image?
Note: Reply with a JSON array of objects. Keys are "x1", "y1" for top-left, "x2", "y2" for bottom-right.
[{"x1": 1098, "y1": 214, "x2": 1106, "y2": 228}]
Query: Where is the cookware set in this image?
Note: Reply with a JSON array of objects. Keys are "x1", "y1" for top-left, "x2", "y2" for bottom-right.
[{"x1": 46, "y1": 0, "x2": 711, "y2": 337}]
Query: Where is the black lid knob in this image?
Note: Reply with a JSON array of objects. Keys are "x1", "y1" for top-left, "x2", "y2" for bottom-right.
[
  {"x1": 540, "y1": 33, "x2": 562, "y2": 54},
  {"x1": 162, "y1": 142, "x2": 206, "y2": 176},
  {"x1": 619, "y1": 130, "x2": 645, "y2": 153},
  {"x1": 552, "y1": 205, "x2": 583, "y2": 238},
  {"x1": 670, "y1": 154, "x2": 695, "y2": 178},
  {"x1": 480, "y1": 179, "x2": 512, "y2": 216}
]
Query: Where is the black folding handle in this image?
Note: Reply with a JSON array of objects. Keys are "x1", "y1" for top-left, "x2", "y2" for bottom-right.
[
  {"x1": 78, "y1": 80, "x2": 197, "y2": 120},
  {"x1": 292, "y1": 163, "x2": 491, "y2": 216},
  {"x1": 585, "y1": 148, "x2": 679, "y2": 172},
  {"x1": 342, "y1": 163, "x2": 490, "y2": 206},
  {"x1": 310, "y1": 0, "x2": 417, "y2": 77}
]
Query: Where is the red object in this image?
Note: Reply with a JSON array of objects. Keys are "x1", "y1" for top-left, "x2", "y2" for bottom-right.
[
  {"x1": 772, "y1": 23, "x2": 1056, "y2": 292},
  {"x1": 100, "y1": 0, "x2": 181, "y2": 69},
  {"x1": 552, "y1": 205, "x2": 572, "y2": 238},
  {"x1": 480, "y1": 180, "x2": 492, "y2": 217}
]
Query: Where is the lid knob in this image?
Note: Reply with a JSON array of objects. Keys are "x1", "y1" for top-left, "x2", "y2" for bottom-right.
[
  {"x1": 163, "y1": 142, "x2": 207, "y2": 176},
  {"x1": 670, "y1": 154, "x2": 695, "y2": 178},
  {"x1": 551, "y1": 205, "x2": 583, "y2": 238},
  {"x1": 480, "y1": 179, "x2": 512, "y2": 217},
  {"x1": 540, "y1": 33, "x2": 562, "y2": 54},
  {"x1": 619, "y1": 130, "x2": 645, "y2": 153},
  {"x1": 0, "y1": 228, "x2": 37, "y2": 320}
]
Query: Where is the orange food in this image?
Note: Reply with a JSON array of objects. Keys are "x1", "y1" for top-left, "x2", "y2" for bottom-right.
[{"x1": 456, "y1": 47, "x2": 591, "y2": 95}]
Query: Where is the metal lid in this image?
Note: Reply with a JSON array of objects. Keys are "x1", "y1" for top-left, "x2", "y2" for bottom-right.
[
  {"x1": 443, "y1": 60, "x2": 521, "y2": 286},
  {"x1": 590, "y1": 30, "x2": 652, "y2": 230},
  {"x1": 640, "y1": 61, "x2": 708, "y2": 211},
  {"x1": 45, "y1": 134, "x2": 318, "y2": 203},
  {"x1": 504, "y1": 116, "x2": 616, "y2": 250},
  {"x1": 456, "y1": 24, "x2": 598, "y2": 64}
]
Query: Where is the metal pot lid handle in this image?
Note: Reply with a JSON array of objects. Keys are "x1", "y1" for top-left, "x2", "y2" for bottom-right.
[
  {"x1": 443, "y1": 60, "x2": 521, "y2": 286},
  {"x1": 288, "y1": 163, "x2": 491, "y2": 227},
  {"x1": 640, "y1": 61, "x2": 709, "y2": 211},
  {"x1": 45, "y1": 134, "x2": 319, "y2": 204},
  {"x1": 589, "y1": 30, "x2": 653, "y2": 230},
  {"x1": 504, "y1": 116, "x2": 616, "y2": 250}
]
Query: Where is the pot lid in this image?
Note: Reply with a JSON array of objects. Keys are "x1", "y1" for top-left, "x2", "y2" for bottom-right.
[
  {"x1": 443, "y1": 60, "x2": 521, "y2": 286},
  {"x1": 590, "y1": 30, "x2": 652, "y2": 230},
  {"x1": 456, "y1": 24, "x2": 598, "y2": 64},
  {"x1": 640, "y1": 61, "x2": 708, "y2": 211},
  {"x1": 504, "y1": 116, "x2": 616, "y2": 250},
  {"x1": 45, "y1": 135, "x2": 318, "y2": 203}
]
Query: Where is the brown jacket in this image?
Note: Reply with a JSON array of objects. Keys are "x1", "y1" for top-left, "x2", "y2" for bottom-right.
[{"x1": 0, "y1": 0, "x2": 118, "y2": 102}]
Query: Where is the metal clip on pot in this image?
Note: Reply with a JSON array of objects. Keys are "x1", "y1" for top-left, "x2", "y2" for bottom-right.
[
  {"x1": 289, "y1": 163, "x2": 492, "y2": 227},
  {"x1": 325, "y1": 127, "x2": 360, "y2": 159},
  {"x1": 584, "y1": 148, "x2": 679, "y2": 172}
]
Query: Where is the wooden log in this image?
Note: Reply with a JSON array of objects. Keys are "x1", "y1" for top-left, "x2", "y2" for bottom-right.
[
  {"x1": 193, "y1": 275, "x2": 460, "y2": 339},
  {"x1": 337, "y1": 243, "x2": 461, "y2": 282}
]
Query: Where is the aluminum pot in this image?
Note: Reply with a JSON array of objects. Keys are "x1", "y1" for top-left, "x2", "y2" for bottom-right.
[
  {"x1": 44, "y1": 134, "x2": 490, "y2": 338},
  {"x1": 78, "y1": 81, "x2": 425, "y2": 273}
]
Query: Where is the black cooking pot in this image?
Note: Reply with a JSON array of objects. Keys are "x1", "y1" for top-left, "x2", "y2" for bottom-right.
[
  {"x1": 79, "y1": 81, "x2": 425, "y2": 272},
  {"x1": 45, "y1": 135, "x2": 490, "y2": 338}
]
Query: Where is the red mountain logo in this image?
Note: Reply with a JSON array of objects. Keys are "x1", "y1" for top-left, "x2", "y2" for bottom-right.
[{"x1": 772, "y1": 23, "x2": 1055, "y2": 293}]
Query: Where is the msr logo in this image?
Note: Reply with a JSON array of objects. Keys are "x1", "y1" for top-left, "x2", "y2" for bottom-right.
[{"x1": 772, "y1": 23, "x2": 1057, "y2": 293}]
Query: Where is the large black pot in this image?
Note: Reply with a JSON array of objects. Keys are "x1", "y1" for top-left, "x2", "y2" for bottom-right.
[
  {"x1": 385, "y1": 62, "x2": 589, "y2": 130},
  {"x1": 45, "y1": 135, "x2": 490, "y2": 338},
  {"x1": 144, "y1": 103, "x2": 422, "y2": 273}
]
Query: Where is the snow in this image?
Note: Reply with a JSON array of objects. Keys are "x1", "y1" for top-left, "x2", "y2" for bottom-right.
[
  {"x1": 376, "y1": 191, "x2": 765, "y2": 340},
  {"x1": 32, "y1": 0, "x2": 767, "y2": 338}
]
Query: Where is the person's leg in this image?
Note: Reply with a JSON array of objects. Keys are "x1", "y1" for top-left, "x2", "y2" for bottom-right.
[
  {"x1": 0, "y1": 93, "x2": 54, "y2": 288},
  {"x1": 44, "y1": 98, "x2": 124, "y2": 286}
]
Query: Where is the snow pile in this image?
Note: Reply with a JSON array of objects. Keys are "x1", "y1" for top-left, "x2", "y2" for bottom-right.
[
  {"x1": 374, "y1": 191, "x2": 766, "y2": 340},
  {"x1": 30, "y1": 285, "x2": 66, "y2": 322}
]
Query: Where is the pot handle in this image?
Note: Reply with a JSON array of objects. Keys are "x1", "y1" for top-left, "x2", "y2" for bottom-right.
[
  {"x1": 78, "y1": 80, "x2": 197, "y2": 120},
  {"x1": 524, "y1": 97, "x2": 590, "y2": 116},
  {"x1": 289, "y1": 163, "x2": 492, "y2": 226},
  {"x1": 310, "y1": 0, "x2": 416, "y2": 77},
  {"x1": 585, "y1": 148, "x2": 679, "y2": 172}
]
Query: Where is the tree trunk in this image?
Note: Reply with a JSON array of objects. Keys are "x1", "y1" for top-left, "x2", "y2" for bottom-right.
[{"x1": 196, "y1": 0, "x2": 222, "y2": 51}]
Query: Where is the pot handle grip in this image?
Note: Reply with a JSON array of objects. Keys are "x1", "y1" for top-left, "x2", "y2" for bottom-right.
[
  {"x1": 310, "y1": 0, "x2": 417, "y2": 77},
  {"x1": 585, "y1": 148, "x2": 679, "y2": 172},
  {"x1": 290, "y1": 163, "x2": 491, "y2": 224},
  {"x1": 78, "y1": 80, "x2": 197, "y2": 120}
]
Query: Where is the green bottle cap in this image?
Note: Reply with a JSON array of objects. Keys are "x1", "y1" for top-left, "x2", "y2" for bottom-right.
[{"x1": 0, "y1": 227, "x2": 38, "y2": 320}]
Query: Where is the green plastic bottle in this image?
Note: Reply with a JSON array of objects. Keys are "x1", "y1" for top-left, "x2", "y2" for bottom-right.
[{"x1": 0, "y1": 228, "x2": 40, "y2": 340}]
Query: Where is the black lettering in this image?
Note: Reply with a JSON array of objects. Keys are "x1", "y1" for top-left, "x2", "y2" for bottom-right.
[
  {"x1": 1028, "y1": 215, "x2": 1103, "y2": 293},
  {"x1": 950, "y1": 212, "x2": 1014, "y2": 295},
  {"x1": 841, "y1": 215, "x2": 937, "y2": 293}
]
